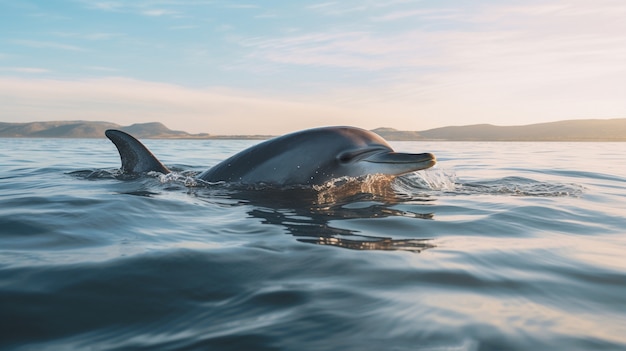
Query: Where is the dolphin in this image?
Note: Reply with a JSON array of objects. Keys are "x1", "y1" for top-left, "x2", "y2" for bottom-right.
[{"x1": 105, "y1": 126, "x2": 436, "y2": 187}]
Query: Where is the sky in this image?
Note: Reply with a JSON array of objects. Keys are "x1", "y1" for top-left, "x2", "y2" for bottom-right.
[{"x1": 1, "y1": 0, "x2": 625, "y2": 135}]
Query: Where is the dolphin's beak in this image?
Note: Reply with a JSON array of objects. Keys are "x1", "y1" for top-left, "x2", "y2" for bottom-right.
[{"x1": 362, "y1": 152, "x2": 436, "y2": 174}]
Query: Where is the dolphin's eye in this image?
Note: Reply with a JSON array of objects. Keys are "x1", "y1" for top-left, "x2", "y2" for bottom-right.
[
  {"x1": 338, "y1": 148, "x2": 386, "y2": 164},
  {"x1": 338, "y1": 151, "x2": 357, "y2": 163}
]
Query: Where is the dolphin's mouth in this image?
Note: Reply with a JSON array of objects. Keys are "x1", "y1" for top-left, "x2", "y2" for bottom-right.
[
  {"x1": 363, "y1": 152, "x2": 436, "y2": 165},
  {"x1": 359, "y1": 151, "x2": 437, "y2": 174}
]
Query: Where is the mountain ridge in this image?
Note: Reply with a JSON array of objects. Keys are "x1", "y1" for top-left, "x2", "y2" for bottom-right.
[
  {"x1": 1, "y1": 119, "x2": 625, "y2": 141},
  {"x1": 0, "y1": 121, "x2": 268, "y2": 140},
  {"x1": 372, "y1": 118, "x2": 626, "y2": 141}
]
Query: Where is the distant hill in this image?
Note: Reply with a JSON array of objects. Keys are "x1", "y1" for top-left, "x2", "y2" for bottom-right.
[
  {"x1": 0, "y1": 121, "x2": 120, "y2": 138},
  {"x1": 0, "y1": 121, "x2": 215, "y2": 139},
  {"x1": 371, "y1": 128, "x2": 423, "y2": 141},
  {"x1": 1, "y1": 118, "x2": 625, "y2": 141},
  {"x1": 374, "y1": 118, "x2": 626, "y2": 141},
  {"x1": 416, "y1": 119, "x2": 626, "y2": 141}
]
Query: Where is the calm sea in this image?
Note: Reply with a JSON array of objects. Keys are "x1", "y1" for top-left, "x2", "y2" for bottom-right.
[{"x1": 1, "y1": 138, "x2": 625, "y2": 351}]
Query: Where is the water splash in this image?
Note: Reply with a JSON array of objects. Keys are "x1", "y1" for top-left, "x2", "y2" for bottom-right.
[
  {"x1": 394, "y1": 168, "x2": 458, "y2": 193},
  {"x1": 312, "y1": 174, "x2": 399, "y2": 204},
  {"x1": 158, "y1": 171, "x2": 200, "y2": 187},
  {"x1": 73, "y1": 163, "x2": 583, "y2": 199}
]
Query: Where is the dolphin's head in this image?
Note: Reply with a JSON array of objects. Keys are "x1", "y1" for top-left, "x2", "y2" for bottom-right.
[
  {"x1": 331, "y1": 128, "x2": 436, "y2": 179},
  {"x1": 198, "y1": 126, "x2": 437, "y2": 187}
]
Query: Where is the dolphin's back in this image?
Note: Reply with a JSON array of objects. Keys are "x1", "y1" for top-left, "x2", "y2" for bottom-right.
[{"x1": 198, "y1": 126, "x2": 392, "y2": 185}]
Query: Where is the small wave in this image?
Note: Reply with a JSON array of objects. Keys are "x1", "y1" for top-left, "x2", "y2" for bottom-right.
[
  {"x1": 68, "y1": 169, "x2": 121, "y2": 179},
  {"x1": 392, "y1": 169, "x2": 583, "y2": 198},
  {"x1": 69, "y1": 169, "x2": 168, "y2": 181},
  {"x1": 300, "y1": 235, "x2": 435, "y2": 252},
  {"x1": 459, "y1": 176, "x2": 585, "y2": 197},
  {"x1": 72, "y1": 165, "x2": 582, "y2": 200}
]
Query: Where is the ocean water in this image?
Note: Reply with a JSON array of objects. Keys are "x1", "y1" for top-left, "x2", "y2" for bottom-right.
[{"x1": 1, "y1": 137, "x2": 625, "y2": 351}]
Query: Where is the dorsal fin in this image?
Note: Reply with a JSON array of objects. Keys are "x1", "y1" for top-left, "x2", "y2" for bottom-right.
[{"x1": 105, "y1": 129, "x2": 170, "y2": 174}]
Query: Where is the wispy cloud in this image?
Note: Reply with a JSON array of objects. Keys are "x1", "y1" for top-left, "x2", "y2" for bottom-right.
[
  {"x1": 142, "y1": 9, "x2": 179, "y2": 16},
  {"x1": 169, "y1": 25, "x2": 200, "y2": 30},
  {"x1": 254, "y1": 11, "x2": 279, "y2": 19},
  {"x1": 306, "y1": 0, "x2": 420, "y2": 16},
  {"x1": 80, "y1": 0, "x2": 219, "y2": 19},
  {"x1": 85, "y1": 66, "x2": 120, "y2": 72},
  {"x1": 372, "y1": 8, "x2": 463, "y2": 22},
  {"x1": 306, "y1": 2, "x2": 336, "y2": 10},
  {"x1": 86, "y1": 32, "x2": 125, "y2": 40},
  {"x1": 26, "y1": 10, "x2": 71, "y2": 21},
  {"x1": 243, "y1": 0, "x2": 626, "y2": 74},
  {"x1": 52, "y1": 32, "x2": 125, "y2": 41},
  {"x1": 90, "y1": 1, "x2": 124, "y2": 11},
  {"x1": 242, "y1": 30, "x2": 443, "y2": 70},
  {"x1": 3, "y1": 67, "x2": 51, "y2": 74},
  {"x1": 224, "y1": 4, "x2": 259, "y2": 9},
  {"x1": 12, "y1": 39, "x2": 85, "y2": 52}
]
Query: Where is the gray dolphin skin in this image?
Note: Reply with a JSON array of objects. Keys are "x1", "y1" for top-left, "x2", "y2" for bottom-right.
[{"x1": 105, "y1": 126, "x2": 436, "y2": 186}]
